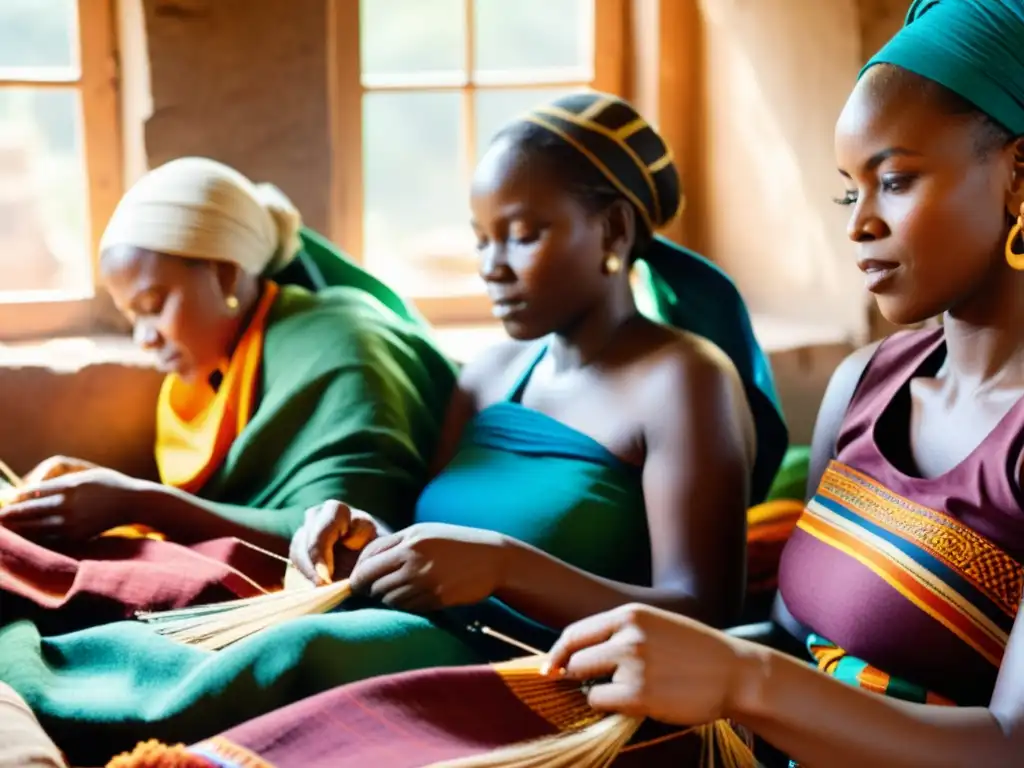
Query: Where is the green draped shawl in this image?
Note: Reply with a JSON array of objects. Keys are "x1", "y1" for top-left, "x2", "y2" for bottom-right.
[{"x1": 195, "y1": 229, "x2": 456, "y2": 538}]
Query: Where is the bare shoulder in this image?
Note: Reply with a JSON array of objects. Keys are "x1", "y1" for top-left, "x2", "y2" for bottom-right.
[
  {"x1": 457, "y1": 337, "x2": 538, "y2": 404},
  {"x1": 635, "y1": 324, "x2": 747, "y2": 406},
  {"x1": 624, "y1": 325, "x2": 756, "y2": 460}
]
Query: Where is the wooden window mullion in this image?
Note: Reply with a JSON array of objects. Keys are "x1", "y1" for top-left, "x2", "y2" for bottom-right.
[
  {"x1": 461, "y1": 0, "x2": 477, "y2": 186},
  {"x1": 0, "y1": 1, "x2": 124, "y2": 338},
  {"x1": 328, "y1": 0, "x2": 365, "y2": 260},
  {"x1": 77, "y1": 0, "x2": 123, "y2": 283}
]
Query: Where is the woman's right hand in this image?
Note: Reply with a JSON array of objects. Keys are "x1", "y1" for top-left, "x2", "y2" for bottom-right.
[
  {"x1": 289, "y1": 500, "x2": 383, "y2": 585},
  {"x1": 22, "y1": 456, "x2": 98, "y2": 486},
  {"x1": 544, "y1": 603, "x2": 760, "y2": 727}
]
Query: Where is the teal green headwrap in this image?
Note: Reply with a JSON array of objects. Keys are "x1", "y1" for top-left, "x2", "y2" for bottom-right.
[
  {"x1": 514, "y1": 92, "x2": 788, "y2": 503},
  {"x1": 863, "y1": 0, "x2": 1024, "y2": 134}
]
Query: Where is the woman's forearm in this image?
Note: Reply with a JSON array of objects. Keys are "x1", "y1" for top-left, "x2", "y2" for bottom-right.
[
  {"x1": 494, "y1": 539, "x2": 738, "y2": 629},
  {"x1": 729, "y1": 642, "x2": 1020, "y2": 767},
  {"x1": 137, "y1": 484, "x2": 295, "y2": 554}
]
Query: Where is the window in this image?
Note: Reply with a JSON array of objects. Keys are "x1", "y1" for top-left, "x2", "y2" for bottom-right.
[
  {"x1": 0, "y1": 0, "x2": 121, "y2": 339},
  {"x1": 330, "y1": 0, "x2": 627, "y2": 323}
]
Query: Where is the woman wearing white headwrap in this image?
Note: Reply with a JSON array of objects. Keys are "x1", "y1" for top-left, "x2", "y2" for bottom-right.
[{"x1": 0, "y1": 157, "x2": 456, "y2": 622}]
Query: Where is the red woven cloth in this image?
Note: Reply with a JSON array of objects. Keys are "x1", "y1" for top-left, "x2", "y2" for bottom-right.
[
  {"x1": 108, "y1": 661, "x2": 731, "y2": 768},
  {"x1": 0, "y1": 527, "x2": 285, "y2": 632}
]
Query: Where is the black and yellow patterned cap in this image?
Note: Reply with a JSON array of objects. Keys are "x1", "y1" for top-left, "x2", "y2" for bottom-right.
[{"x1": 516, "y1": 91, "x2": 684, "y2": 234}]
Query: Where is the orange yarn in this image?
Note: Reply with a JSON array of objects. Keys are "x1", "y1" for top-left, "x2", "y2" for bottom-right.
[{"x1": 106, "y1": 740, "x2": 214, "y2": 768}]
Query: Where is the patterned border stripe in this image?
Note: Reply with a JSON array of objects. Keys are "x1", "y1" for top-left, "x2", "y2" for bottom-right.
[
  {"x1": 812, "y1": 495, "x2": 1014, "y2": 638},
  {"x1": 798, "y1": 462, "x2": 1024, "y2": 667},
  {"x1": 806, "y1": 635, "x2": 955, "y2": 706},
  {"x1": 826, "y1": 462, "x2": 1023, "y2": 616},
  {"x1": 799, "y1": 508, "x2": 1007, "y2": 666}
]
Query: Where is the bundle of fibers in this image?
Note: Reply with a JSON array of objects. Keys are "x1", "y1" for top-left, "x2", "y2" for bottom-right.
[
  {"x1": 425, "y1": 714, "x2": 755, "y2": 767},
  {"x1": 422, "y1": 656, "x2": 755, "y2": 768},
  {"x1": 135, "y1": 579, "x2": 352, "y2": 650}
]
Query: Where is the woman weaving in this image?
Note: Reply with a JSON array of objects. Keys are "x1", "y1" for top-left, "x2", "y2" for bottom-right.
[
  {"x1": 536, "y1": 1, "x2": 1024, "y2": 765},
  {"x1": 90, "y1": 3, "x2": 1024, "y2": 766},
  {"x1": 0, "y1": 158, "x2": 454, "y2": 629},
  {"x1": 289, "y1": 91, "x2": 790, "y2": 637},
  {"x1": 0, "y1": 95, "x2": 787, "y2": 765}
]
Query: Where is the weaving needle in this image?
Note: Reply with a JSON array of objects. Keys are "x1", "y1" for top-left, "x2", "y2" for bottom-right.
[
  {"x1": 235, "y1": 538, "x2": 292, "y2": 565},
  {"x1": 474, "y1": 624, "x2": 589, "y2": 689},
  {"x1": 476, "y1": 623, "x2": 545, "y2": 657}
]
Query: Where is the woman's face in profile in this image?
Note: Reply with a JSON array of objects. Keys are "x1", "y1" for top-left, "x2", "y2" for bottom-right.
[
  {"x1": 834, "y1": 70, "x2": 1011, "y2": 326},
  {"x1": 101, "y1": 246, "x2": 239, "y2": 382}
]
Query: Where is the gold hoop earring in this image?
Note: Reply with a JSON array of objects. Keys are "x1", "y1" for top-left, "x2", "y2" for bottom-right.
[
  {"x1": 225, "y1": 294, "x2": 240, "y2": 311},
  {"x1": 1006, "y1": 218, "x2": 1024, "y2": 270},
  {"x1": 603, "y1": 253, "x2": 623, "y2": 275}
]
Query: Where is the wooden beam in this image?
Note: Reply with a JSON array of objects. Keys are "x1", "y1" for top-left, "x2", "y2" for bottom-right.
[
  {"x1": 0, "y1": 66, "x2": 80, "y2": 87},
  {"x1": 0, "y1": 78, "x2": 79, "y2": 89},
  {"x1": 327, "y1": 0, "x2": 365, "y2": 260},
  {"x1": 461, "y1": 0, "x2": 477, "y2": 173},
  {"x1": 630, "y1": 0, "x2": 703, "y2": 252},
  {"x1": 78, "y1": 0, "x2": 124, "y2": 282},
  {"x1": 363, "y1": 75, "x2": 590, "y2": 92},
  {"x1": 593, "y1": 0, "x2": 628, "y2": 96}
]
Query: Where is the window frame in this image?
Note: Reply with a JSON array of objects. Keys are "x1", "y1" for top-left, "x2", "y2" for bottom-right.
[
  {"x1": 327, "y1": 0, "x2": 628, "y2": 325},
  {"x1": 0, "y1": 0, "x2": 123, "y2": 341}
]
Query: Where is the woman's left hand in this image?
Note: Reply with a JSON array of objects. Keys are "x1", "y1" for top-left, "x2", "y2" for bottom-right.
[
  {"x1": 348, "y1": 522, "x2": 509, "y2": 612},
  {"x1": 0, "y1": 468, "x2": 148, "y2": 544},
  {"x1": 543, "y1": 603, "x2": 754, "y2": 726}
]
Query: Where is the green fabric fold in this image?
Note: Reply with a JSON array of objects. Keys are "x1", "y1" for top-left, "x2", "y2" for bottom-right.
[
  {"x1": 199, "y1": 286, "x2": 456, "y2": 538},
  {"x1": 197, "y1": 229, "x2": 456, "y2": 537}
]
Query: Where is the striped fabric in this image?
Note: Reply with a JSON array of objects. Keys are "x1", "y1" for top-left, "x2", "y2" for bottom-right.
[
  {"x1": 806, "y1": 634, "x2": 955, "y2": 706},
  {"x1": 800, "y1": 462, "x2": 1021, "y2": 669},
  {"x1": 105, "y1": 656, "x2": 755, "y2": 767}
]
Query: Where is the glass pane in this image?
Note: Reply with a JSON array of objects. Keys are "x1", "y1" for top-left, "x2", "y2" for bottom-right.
[
  {"x1": 474, "y1": 0, "x2": 592, "y2": 79},
  {"x1": 475, "y1": 86, "x2": 587, "y2": 161},
  {"x1": 0, "y1": 89, "x2": 90, "y2": 295},
  {"x1": 0, "y1": 0, "x2": 78, "y2": 71},
  {"x1": 361, "y1": 0, "x2": 465, "y2": 83},
  {"x1": 363, "y1": 91, "x2": 478, "y2": 298}
]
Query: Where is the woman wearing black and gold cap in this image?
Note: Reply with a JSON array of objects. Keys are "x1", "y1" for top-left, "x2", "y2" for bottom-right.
[
  {"x1": 293, "y1": 91, "x2": 788, "y2": 635},
  {"x1": 8, "y1": 94, "x2": 786, "y2": 764},
  {"x1": 300, "y1": 90, "x2": 787, "y2": 605}
]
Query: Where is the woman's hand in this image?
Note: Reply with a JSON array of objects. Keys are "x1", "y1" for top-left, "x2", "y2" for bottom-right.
[
  {"x1": 22, "y1": 455, "x2": 99, "y2": 485},
  {"x1": 544, "y1": 603, "x2": 756, "y2": 726},
  {"x1": 289, "y1": 500, "x2": 384, "y2": 585},
  {"x1": 348, "y1": 522, "x2": 508, "y2": 612},
  {"x1": 0, "y1": 468, "x2": 148, "y2": 544}
]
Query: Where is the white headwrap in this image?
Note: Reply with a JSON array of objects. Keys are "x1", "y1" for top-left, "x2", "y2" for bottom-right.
[{"x1": 99, "y1": 157, "x2": 303, "y2": 276}]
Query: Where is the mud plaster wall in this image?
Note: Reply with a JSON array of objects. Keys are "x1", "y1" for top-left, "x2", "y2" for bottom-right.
[
  {"x1": 699, "y1": 0, "x2": 908, "y2": 341},
  {"x1": 0, "y1": 347, "x2": 162, "y2": 479},
  {"x1": 140, "y1": 0, "x2": 332, "y2": 233}
]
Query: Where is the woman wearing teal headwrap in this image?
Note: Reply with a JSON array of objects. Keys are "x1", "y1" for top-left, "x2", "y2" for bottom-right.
[{"x1": 537, "y1": 2, "x2": 1024, "y2": 766}]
